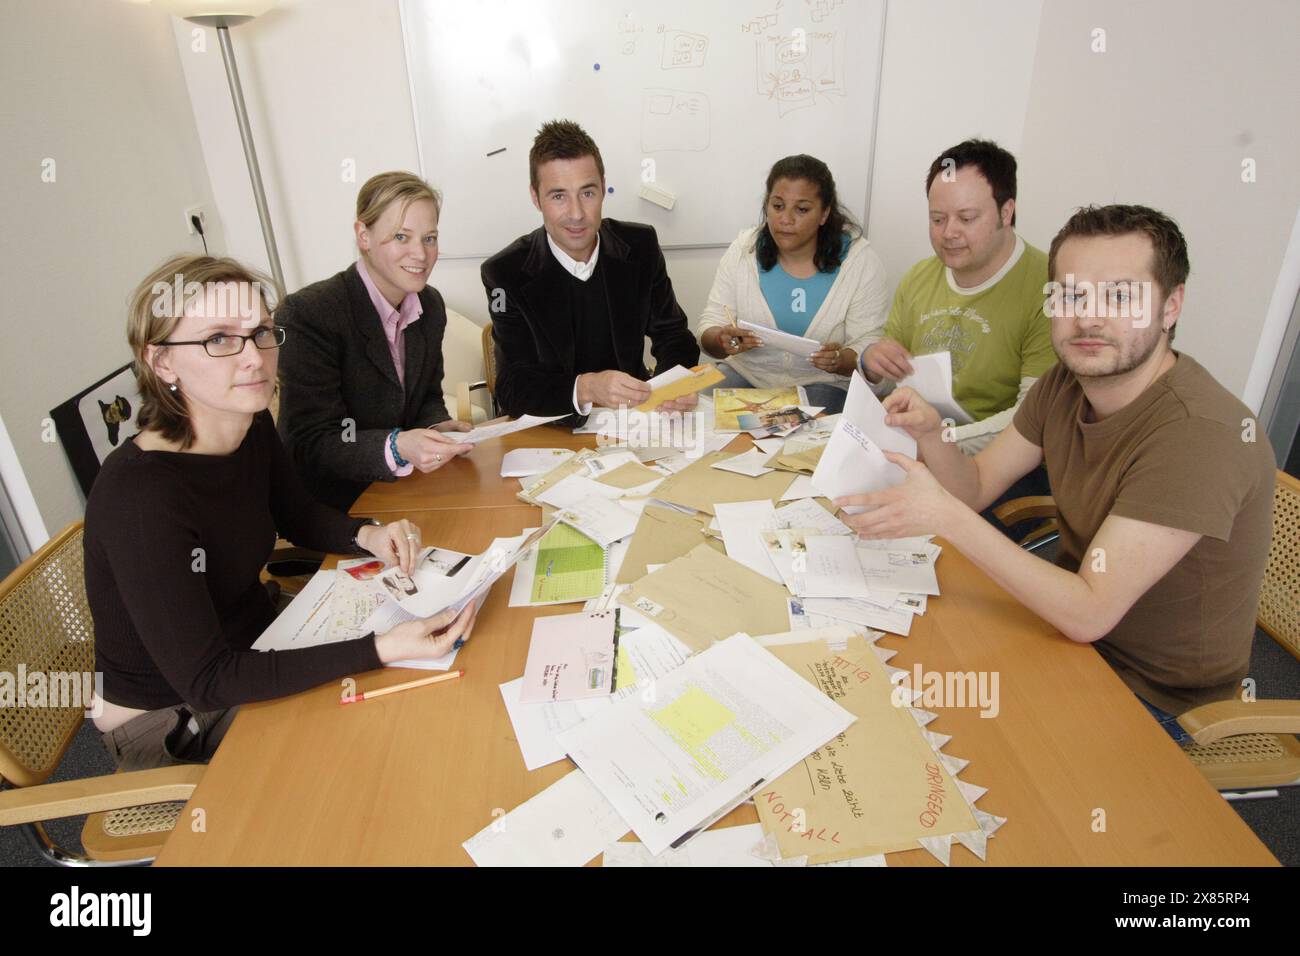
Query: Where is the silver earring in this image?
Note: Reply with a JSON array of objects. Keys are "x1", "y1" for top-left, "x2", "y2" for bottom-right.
[{"x1": 169, "y1": 382, "x2": 178, "y2": 392}]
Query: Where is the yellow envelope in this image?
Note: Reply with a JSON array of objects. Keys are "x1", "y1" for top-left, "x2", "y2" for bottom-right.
[
  {"x1": 615, "y1": 505, "x2": 721, "y2": 584},
  {"x1": 650, "y1": 451, "x2": 796, "y2": 515},
  {"x1": 635, "y1": 364, "x2": 725, "y2": 412},
  {"x1": 755, "y1": 636, "x2": 980, "y2": 864},
  {"x1": 616, "y1": 544, "x2": 790, "y2": 653}
]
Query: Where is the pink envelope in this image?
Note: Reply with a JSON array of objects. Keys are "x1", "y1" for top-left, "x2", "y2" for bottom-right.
[{"x1": 519, "y1": 610, "x2": 620, "y2": 703}]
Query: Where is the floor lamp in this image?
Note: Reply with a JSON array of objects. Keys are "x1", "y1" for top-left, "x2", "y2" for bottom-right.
[{"x1": 161, "y1": 1, "x2": 286, "y2": 300}]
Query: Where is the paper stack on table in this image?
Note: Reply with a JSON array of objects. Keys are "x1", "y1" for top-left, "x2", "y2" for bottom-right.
[
  {"x1": 761, "y1": 533, "x2": 940, "y2": 636},
  {"x1": 557, "y1": 633, "x2": 855, "y2": 856}
]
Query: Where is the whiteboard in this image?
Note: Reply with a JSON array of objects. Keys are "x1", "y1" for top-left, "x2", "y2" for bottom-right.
[{"x1": 399, "y1": 0, "x2": 887, "y2": 257}]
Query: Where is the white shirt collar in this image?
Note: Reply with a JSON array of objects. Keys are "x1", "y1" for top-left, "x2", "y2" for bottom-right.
[
  {"x1": 945, "y1": 233, "x2": 1025, "y2": 296},
  {"x1": 546, "y1": 232, "x2": 600, "y2": 282}
]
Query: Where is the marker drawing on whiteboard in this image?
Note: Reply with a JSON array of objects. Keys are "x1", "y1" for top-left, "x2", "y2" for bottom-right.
[{"x1": 486, "y1": 147, "x2": 507, "y2": 157}]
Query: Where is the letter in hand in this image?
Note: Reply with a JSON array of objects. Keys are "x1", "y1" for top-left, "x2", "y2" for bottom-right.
[
  {"x1": 357, "y1": 518, "x2": 422, "y2": 575},
  {"x1": 396, "y1": 428, "x2": 474, "y2": 472},
  {"x1": 656, "y1": 392, "x2": 699, "y2": 413},
  {"x1": 579, "y1": 370, "x2": 653, "y2": 408},
  {"x1": 376, "y1": 601, "x2": 479, "y2": 664},
  {"x1": 433, "y1": 419, "x2": 475, "y2": 456},
  {"x1": 834, "y1": 452, "x2": 954, "y2": 540},
  {"x1": 809, "y1": 341, "x2": 852, "y2": 374},
  {"x1": 718, "y1": 323, "x2": 764, "y2": 355},
  {"x1": 881, "y1": 387, "x2": 944, "y2": 440},
  {"x1": 861, "y1": 337, "x2": 914, "y2": 383}
]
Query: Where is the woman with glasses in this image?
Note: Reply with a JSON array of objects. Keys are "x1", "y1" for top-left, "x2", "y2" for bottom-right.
[
  {"x1": 275, "y1": 171, "x2": 473, "y2": 511},
  {"x1": 83, "y1": 255, "x2": 477, "y2": 771}
]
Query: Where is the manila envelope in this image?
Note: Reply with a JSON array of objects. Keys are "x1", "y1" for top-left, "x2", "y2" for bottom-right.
[
  {"x1": 518, "y1": 449, "x2": 597, "y2": 505},
  {"x1": 616, "y1": 505, "x2": 722, "y2": 584},
  {"x1": 755, "y1": 636, "x2": 980, "y2": 864},
  {"x1": 616, "y1": 543, "x2": 790, "y2": 653},
  {"x1": 635, "y1": 364, "x2": 725, "y2": 412},
  {"x1": 772, "y1": 445, "x2": 826, "y2": 475},
  {"x1": 650, "y1": 451, "x2": 796, "y2": 515},
  {"x1": 594, "y1": 460, "x2": 663, "y2": 491}
]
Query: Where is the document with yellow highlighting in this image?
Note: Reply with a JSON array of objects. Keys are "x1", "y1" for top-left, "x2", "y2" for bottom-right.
[{"x1": 556, "y1": 633, "x2": 855, "y2": 856}]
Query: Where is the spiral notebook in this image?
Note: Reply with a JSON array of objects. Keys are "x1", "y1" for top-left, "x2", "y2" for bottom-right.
[{"x1": 508, "y1": 522, "x2": 610, "y2": 607}]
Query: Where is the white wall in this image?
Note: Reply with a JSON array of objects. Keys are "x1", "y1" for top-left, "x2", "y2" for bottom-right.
[
  {"x1": 1017, "y1": 0, "x2": 1300, "y2": 397},
  {"x1": 174, "y1": 0, "x2": 1045, "y2": 342},
  {"x1": 0, "y1": 0, "x2": 224, "y2": 534},
  {"x1": 866, "y1": 0, "x2": 1045, "y2": 283},
  {"x1": 176, "y1": 0, "x2": 1294, "y2": 402}
]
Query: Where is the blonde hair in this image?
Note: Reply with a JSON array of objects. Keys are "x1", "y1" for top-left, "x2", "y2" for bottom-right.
[
  {"x1": 127, "y1": 255, "x2": 274, "y2": 450},
  {"x1": 355, "y1": 171, "x2": 442, "y2": 243}
]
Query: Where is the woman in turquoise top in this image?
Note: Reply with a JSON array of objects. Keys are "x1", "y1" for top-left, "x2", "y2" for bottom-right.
[{"x1": 698, "y1": 155, "x2": 889, "y2": 415}]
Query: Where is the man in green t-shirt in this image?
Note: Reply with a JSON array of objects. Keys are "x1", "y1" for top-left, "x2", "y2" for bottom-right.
[
  {"x1": 860, "y1": 139, "x2": 1056, "y2": 454},
  {"x1": 837, "y1": 205, "x2": 1276, "y2": 733}
]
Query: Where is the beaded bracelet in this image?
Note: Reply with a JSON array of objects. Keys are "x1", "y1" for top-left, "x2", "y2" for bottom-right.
[{"x1": 388, "y1": 427, "x2": 409, "y2": 468}]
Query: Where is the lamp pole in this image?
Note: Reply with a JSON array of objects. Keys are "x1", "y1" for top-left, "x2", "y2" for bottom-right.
[{"x1": 213, "y1": 22, "x2": 286, "y2": 300}]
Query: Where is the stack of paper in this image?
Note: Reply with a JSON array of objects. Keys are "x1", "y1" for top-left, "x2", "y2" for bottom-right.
[
  {"x1": 616, "y1": 544, "x2": 791, "y2": 653},
  {"x1": 557, "y1": 633, "x2": 856, "y2": 855}
]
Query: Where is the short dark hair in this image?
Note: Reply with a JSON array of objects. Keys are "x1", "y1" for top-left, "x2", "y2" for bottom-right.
[
  {"x1": 529, "y1": 120, "x2": 605, "y2": 193},
  {"x1": 925, "y1": 139, "x2": 1018, "y2": 226},
  {"x1": 1048, "y1": 204, "x2": 1190, "y2": 299},
  {"x1": 755, "y1": 155, "x2": 861, "y2": 273}
]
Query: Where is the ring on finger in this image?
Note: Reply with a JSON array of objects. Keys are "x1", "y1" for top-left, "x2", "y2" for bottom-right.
[{"x1": 405, "y1": 533, "x2": 419, "y2": 541}]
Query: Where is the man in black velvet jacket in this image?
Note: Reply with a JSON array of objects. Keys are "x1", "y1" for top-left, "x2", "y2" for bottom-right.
[{"x1": 481, "y1": 120, "x2": 700, "y2": 419}]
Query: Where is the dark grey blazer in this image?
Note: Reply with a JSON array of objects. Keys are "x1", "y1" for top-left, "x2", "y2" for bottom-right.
[
  {"x1": 480, "y1": 219, "x2": 700, "y2": 418},
  {"x1": 276, "y1": 263, "x2": 450, "y2": 511}
]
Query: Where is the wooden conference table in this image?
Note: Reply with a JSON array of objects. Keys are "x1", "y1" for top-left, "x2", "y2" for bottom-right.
[{"x1": 155, "y1": 427, "x2": 1278, "y2": 866}]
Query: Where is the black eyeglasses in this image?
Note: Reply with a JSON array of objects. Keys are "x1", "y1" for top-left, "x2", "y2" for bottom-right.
[{"x1": 161, "y1": 325, "x2": 287, "y2": 357}]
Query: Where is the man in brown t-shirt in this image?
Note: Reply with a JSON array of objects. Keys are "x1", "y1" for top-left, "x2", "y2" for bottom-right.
[{"x1": 834, "y1": 204, "x2": 1275, "y2": 728}]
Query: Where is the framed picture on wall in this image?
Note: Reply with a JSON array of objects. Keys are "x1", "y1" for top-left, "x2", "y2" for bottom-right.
[{"x1": 49, "y1": 362, "x2": 141, "y2": 498}]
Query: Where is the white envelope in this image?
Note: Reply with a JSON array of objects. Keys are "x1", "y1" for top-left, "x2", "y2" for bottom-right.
[
  {"x1": 738, "y1": 319, "x2": 820, "y2": 359},
  {"x1": 897, "y1": 351, "x2": 973, "y2": 425},
  {"x1": 810, "y1": 373, "x2": 917, "y2": 511}
]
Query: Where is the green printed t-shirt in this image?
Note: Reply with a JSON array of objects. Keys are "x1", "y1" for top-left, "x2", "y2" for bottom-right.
[{"x1": 883, "y1": 236, "x2": 1056, "y2": 421}]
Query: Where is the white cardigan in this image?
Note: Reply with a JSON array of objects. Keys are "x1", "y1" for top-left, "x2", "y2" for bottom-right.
[{"x1": 697, "y1": 226, "x2": 889, "y2": 389}]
